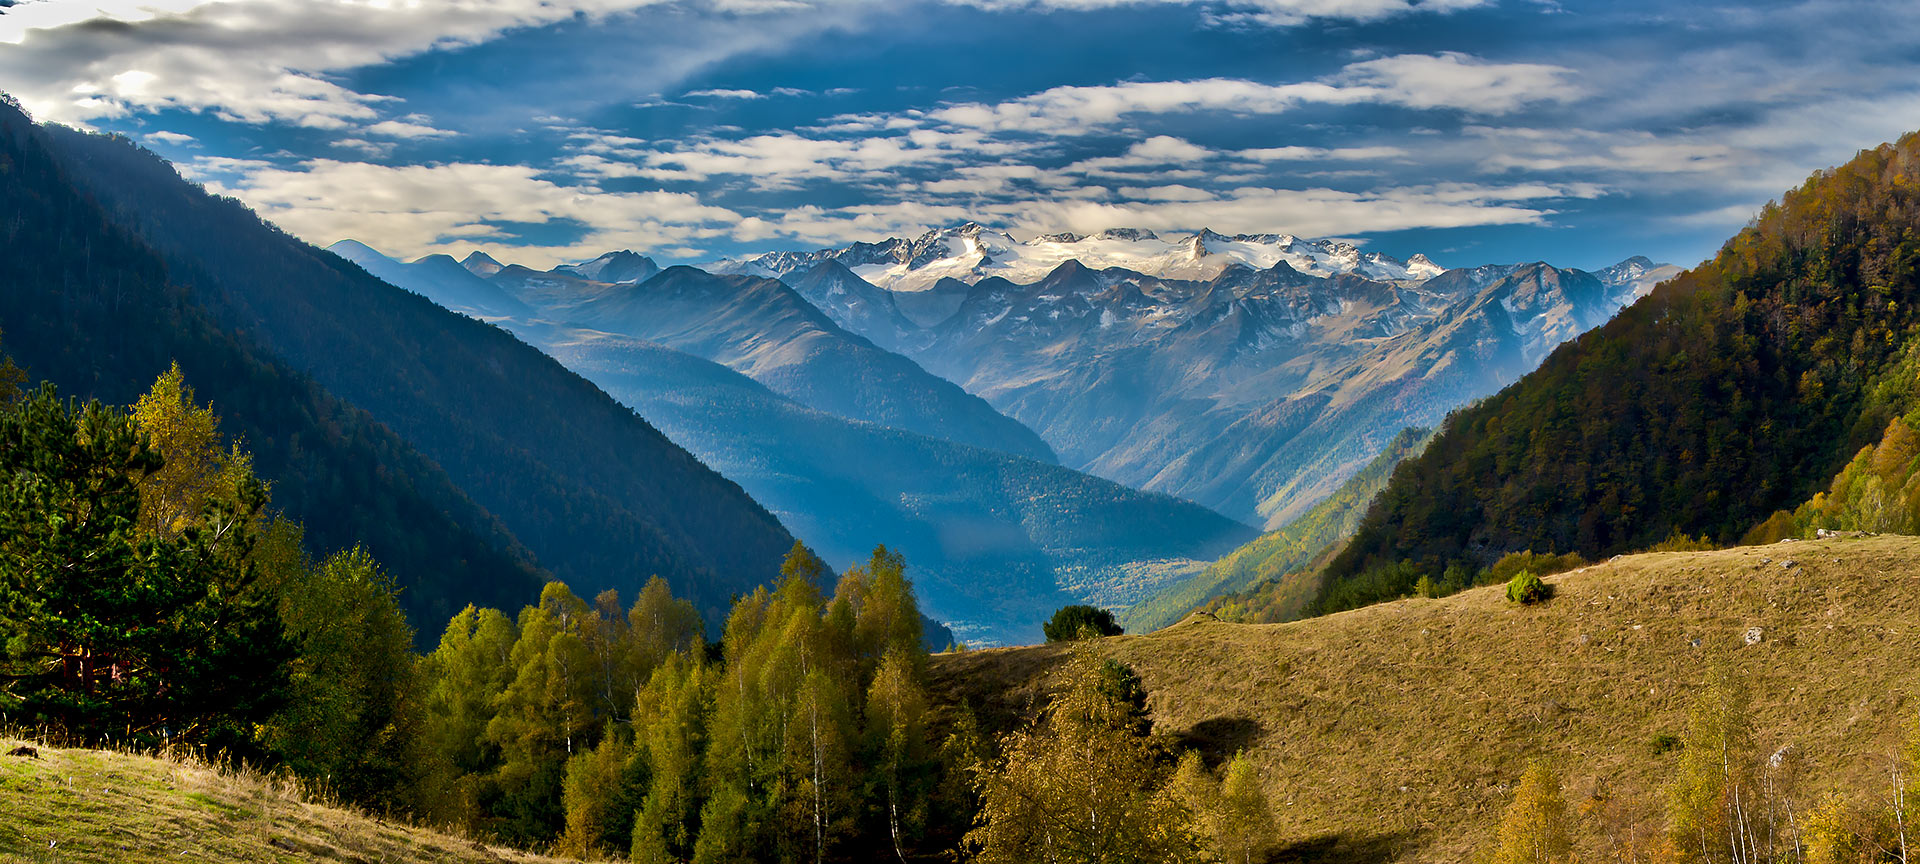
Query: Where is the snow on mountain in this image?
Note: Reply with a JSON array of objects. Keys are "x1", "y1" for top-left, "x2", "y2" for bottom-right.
[{"x1": 708, "y1": 223, "x2": 1449, "y2": 294}]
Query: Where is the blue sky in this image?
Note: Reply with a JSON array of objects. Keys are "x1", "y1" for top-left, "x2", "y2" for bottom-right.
[{"x1": 2, "y1": 0, "x2": 1916, "y2": 271}]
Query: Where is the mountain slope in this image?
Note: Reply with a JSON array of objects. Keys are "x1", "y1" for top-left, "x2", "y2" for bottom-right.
[
  {"x1": 1317, "y1": 132, "x2": 1920, "y2": 613},
  {"x1": 0, "y1": 101, "x2": 547, "y2": 633},
  {"x1": 932, "y1": 535, "x2": 1920, "y2": 862},
  {"x1": 1120, "y1": 427, "x2": 1431, "y2": 634},
  {"x1": 0, "y1": 733, "x2": 561, "y2": 863},
  {"x1": 889, "y1": 256, "x2": 1649, "y2": 529},
  {"x1": 417, "y1": 311, "x2": 1254, "y2": 645},
  {"x1": 39, "y1": 123, "x2": 798, "y2": 625},
  {"x1": 473, "y1": 259, "x2": 1057, "y2": 464}
]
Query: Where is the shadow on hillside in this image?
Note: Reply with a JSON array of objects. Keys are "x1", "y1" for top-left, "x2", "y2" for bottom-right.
[
  {"x1": 1174, "y1": 715, "x2": 1264, "y2": 765},
  {"x1": 1267, "y1": 829, "x2": 1419, "y2": 864}
]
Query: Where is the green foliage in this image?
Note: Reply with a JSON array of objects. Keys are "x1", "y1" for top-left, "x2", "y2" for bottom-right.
[
  {"x1": 409, "y1": 541, "x2": 969, "y2": 862},
  {"x1": 1044, "y1": 604, "x2": 1123, "y2": 642},
  {"x1": 1320, "y1": 132, "x2": 1920, "y2": 616},
  {"x1": 0, "y1": 384, "x2": 289, "y2": 752},
  {"x1": 1644, "y1": 529, "x2": 1717, "y2": 553},
  {"x1": 1483, "y1": 551, "x2": 1587, "y2": 586},
  {"x1": 265, "y1": 545, "x2": 425, "y2": 811},
  {"x1": 1666, "y1": 667, "x2": 1762, "y2": 864},
  {"x1": 1505, "y1": 571, "x2": 1550, "y2": 605},
  {"x1": 34, "y1": 115, "x2": 798, "y2": 642}
]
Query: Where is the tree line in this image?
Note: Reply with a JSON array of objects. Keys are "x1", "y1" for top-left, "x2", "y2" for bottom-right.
[{"x1": 0, "y1": 357, "x2": 1285, "y2": 862}]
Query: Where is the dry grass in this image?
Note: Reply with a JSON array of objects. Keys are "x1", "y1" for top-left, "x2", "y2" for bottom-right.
[
  {"x1": 0, "y1": 736, "x2": 563, "y2": 863},
  {"x1": 931, "y1": 535, "x2": 1920, "y2": 863}
]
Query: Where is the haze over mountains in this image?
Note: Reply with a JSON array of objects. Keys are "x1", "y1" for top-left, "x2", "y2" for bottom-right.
[
  {"x1": 332, "y1": 210, "x2": 1673, "y2": 641},
  {"x1": 338, "y1": 240, "x2": 1257, "y2": 644},
  {"x1": 714, "y1": 223, "x2": 1676, "y2": 529}
]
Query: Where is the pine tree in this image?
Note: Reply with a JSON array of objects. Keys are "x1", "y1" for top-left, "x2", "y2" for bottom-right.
[{"x1": 0, "y1": 385, "x2": 288, "y2": 750}]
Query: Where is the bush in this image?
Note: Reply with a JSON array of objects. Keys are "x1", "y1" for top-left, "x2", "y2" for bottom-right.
[
  {"x1": 1044, "y1": 605, "x2": 1122, "y2": 642},
  {"x1": 1506, "y1": 571, "x2": 1550, "y2": 605}
]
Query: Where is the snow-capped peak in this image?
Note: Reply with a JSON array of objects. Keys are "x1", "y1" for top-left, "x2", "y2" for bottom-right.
[{"x1": 717, "y1": 223, "x2": 1454, "y2": 293}]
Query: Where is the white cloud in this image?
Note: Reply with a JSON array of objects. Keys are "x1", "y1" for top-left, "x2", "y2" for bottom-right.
[
  {"x1": 203, "y1": 157, "x2": 742, "y2": 268},
  {"x1": 684, "y1": 88, "x2": 766, "y2": 99},
  {"x1": 943, "y1": 0, "x2": 1489, "y2": 28},
  {"x1": 367, "y1": 119, "x2": 456, "y2": 139},
  {"x1": 1334, "y1": 52, "x2": 1581, "y2": 114},
  {"x1": 925, "y1": 54, "x2": 1577, "y2": 135},
  {"x1": 141, "y1": 129, "x2": 196, "y2": 146}
]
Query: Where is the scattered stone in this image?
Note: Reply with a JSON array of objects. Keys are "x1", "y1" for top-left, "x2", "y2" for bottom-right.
[
  {"x1": 1781, "y1": 560, "x2": 1798, "y2": 569},
  {"x1": 1760, "y1": 557, "x2": 1772, "y2": 564},
  {"x1": 1745, "y1": 627, "x2": 1764, "y2": 646},
  {"x1": 1779, "y1": 537, "x2": 1798, "y2": 543},
  {"x1": 1690, "y1": 637, "x2": 1702, "y2": 648},
  {"x1": 1574, "y1": 633, "x2": 1591, "y2": 646},
  {"x1": 6, "y1": 745, "x2": 37, "y2": 759}
]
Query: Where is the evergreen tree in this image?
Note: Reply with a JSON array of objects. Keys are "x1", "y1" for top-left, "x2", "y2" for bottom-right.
[{"x1": 0, "y1": 385, "x2": 288, "y2": 750}]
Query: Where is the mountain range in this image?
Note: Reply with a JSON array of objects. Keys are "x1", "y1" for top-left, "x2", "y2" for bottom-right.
[
  {"x1": 339, "y1": 243, "x2": 1258, "y2": 644},
  {"x1": 715, "y1": 224, "x2": 1674, "y2": 530}
]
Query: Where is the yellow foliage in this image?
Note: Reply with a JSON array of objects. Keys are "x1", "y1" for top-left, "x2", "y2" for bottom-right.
[
  {"x1": 1489, "y1": 759, "x2": 1571, "y2": 864},
  {"x1": 132, "y1": 362, "x2": 254, "y2": 538}
]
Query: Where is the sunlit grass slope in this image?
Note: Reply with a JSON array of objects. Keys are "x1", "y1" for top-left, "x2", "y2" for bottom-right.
[
  {"x1": 932, "y1": 535, "x2": 1920, "y2": 863},
  {"x1": 0, "y1": 739, "x2": 560, "y2": 864}
]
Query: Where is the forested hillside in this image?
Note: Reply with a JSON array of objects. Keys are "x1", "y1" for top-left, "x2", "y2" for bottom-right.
[
  {"x1": 1317, "y1": 131, "x2": 1920, "y2": 613},
  {"x1": 0, "y1": 98, "x2": 545, "y2": 629},
  {"x1": 33, "y1": 117, "x2": 799, "y2": 625}
]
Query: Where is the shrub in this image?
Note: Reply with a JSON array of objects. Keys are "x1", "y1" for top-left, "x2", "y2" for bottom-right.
[
  {"x1": 1506, "y1": 571, "x2": 1550, "y2": 605},
  {"x1": 1414, "y1": 575, "x2": 1439, "y2": 599},
  {"x1": 1648, "y1": 734, "x2": 1681, "y2": 756},
  {"x1": 1044, "y1": 605, "x2": 1122, "y2": 642}
]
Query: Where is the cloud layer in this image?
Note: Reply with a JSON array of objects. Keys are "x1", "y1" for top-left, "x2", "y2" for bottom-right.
[{"x1": 5, "y1": 0, "x2": 1917, "y2": 269}]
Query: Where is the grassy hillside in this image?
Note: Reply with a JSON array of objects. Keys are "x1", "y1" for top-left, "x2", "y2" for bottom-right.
[
  {"x1": 0, "y1": 738, "x2": 559, "y2": 864},
  {"x1": 932, "y1": 535, "x2": 1920, "y2": 862}
]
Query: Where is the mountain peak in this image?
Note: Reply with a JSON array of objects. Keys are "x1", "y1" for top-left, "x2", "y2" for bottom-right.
[{"x1": 461, "y1": 251, "x2": 504, "y2": 277}]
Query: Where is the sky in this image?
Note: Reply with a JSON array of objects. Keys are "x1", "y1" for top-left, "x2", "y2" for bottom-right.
[{"x1": 2, "y1": 0, "x2": 1916, "y2": 272}]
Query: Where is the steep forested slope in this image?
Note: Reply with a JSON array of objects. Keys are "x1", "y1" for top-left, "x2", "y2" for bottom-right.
[
  {"x1": 33, "y1": 118, "x2": 797, "y2": 623},
  {"x1": 0, "y1": 99, "x2": 545, "y2": 630},
  {"x1": 1318, "y1": 132, "x2": 1920, "y2": 612}
]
